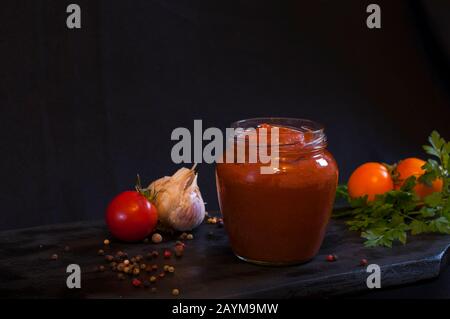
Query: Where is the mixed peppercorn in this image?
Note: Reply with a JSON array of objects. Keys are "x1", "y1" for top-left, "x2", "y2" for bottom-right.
[
  {"x1": 88, "y1": 215, "x2": 226, "y2": 295},
  {"x1": 91, "y1": 230, "x2": 191, "y2": 296},
  {"x1": 46, "y1": 213, "x2": 373, "y2": 297}
]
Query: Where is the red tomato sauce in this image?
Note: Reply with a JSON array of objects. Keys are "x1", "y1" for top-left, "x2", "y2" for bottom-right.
[{"x1": 216, "y1": 120, "x2": 338, "y2": 265}]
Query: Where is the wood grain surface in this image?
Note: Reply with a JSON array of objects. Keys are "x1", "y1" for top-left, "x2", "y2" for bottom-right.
[{"x1": 0, "y1": 216, "x2": 449, "y2": 298}]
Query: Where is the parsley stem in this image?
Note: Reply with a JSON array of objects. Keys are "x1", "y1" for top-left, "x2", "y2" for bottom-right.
[
  {"x1": 399, "y1": 212, "x2": 420, "y2": 222},
  {"x1": 332, "y1": 206, "x2": 355, "y2": 218}
]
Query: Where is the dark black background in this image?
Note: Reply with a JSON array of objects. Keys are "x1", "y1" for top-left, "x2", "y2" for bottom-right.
[{"x1": 1, "y1": 0, "x2": 449, "y2": 231}]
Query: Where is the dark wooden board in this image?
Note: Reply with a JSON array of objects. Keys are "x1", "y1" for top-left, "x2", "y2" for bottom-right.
[{"x1": 0, "y1": 216, "x2": 449, "y2": 299}]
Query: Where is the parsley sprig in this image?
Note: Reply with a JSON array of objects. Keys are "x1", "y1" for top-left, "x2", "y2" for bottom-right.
[{"x1": 335, "y1": 131, "x2": 450, "y2": 247}]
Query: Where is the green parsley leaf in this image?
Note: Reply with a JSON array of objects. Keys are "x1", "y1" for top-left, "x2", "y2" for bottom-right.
[
  {"x1": 400, "y1": 176, "x2": 416, "y2": 192},
  {"x1": 335, "y1": 184, "x2": 349, "y2": 201},
  {"x1": 424, "y1": 192, "x2": 442, "y2": 207},
  {"x1": 410, "y1": 220, "x2": 428, "y2": 235}
]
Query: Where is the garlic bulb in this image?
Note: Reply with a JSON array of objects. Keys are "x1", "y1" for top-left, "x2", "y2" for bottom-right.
[{"x1": 147, "y1": 165, "x2": 206, "y2": 231}]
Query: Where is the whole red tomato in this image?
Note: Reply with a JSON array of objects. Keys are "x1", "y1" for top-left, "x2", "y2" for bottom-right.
[{"x1": 106, "y1": 191, "x2": 158, "y2": 242}]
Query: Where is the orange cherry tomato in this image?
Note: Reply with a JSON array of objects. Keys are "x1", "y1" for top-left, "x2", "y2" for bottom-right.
[
  {"x1": 348, "y1": 162, "x2": 394, "y2": 201},
  {"x1": 395, "y1": 157, "x2": 443, "y2": 198}
]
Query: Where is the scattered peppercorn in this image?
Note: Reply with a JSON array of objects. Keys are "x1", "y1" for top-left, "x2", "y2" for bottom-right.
[
  {"x1": 50, "y1": 253, "x2": 58, "y2": 260},
  {"x1": 179, "y1": 233, "x2": 188, "y2": 240},
  {"x1": 143, "y1": 238, "x2": 149, "y2": 244},
  {"x1": 64, "y1": 245, "x2": 71, "y2": 252},
  {"x1": 103, "y1": 239, "x2": 110, "y2": 245},
  {"x1": 207, "y1": 231, "x2": 214, "y2": 239},
  {"x1": 326, "y1": 254, "x2": 337, "y2": 262},
  {"x1": 172, "y1": 288, "x2": 180, "y2": 296},
  {"x1": 186, "y1": 234, "x2": 194, "y2": 240},
  {"x1": 149, "y1": 276, "x2": 157, "y2": 283},
  {"x1": 143, "y1": 281, "x2": 151, "y2": 288},
  {"x1": 132, "y1": 278, "x2": 142, "y2": 287},
  {"x1": 98, "y1": 265, "x2": 105, "y2": 272},
  {"x1": 145, "y1": 265, "x2": 152, "y2": 272},
  {"x1": 163, "y1": 250, "x2": 172, "y2": 259},
  {"x1": 174, "y1": 245, "x2": 184, "y2": 257},
  {"x1": 151, "y1": 251, "x2": 159, "y2": 258},
  {"x1": 152, "y1": 233, "x2": 163, "y2": 244},
  {"x1": 117, "y1": 273, "x2": 126, "y2": 280},
  {"x1": 151, "y1": 287, "x2": 157, "y2": 293},
  {"x1": 175, "y1": 241, "x2": 185, "y2": 247},
  {"x1": 116, "y1": 251, "x2": 125, "y2": 258},
  {"x1": 360, "y1": 258, "x2": 368, "y2": 266},
  {"x1": 97, "y1": 249, "x2": 105, "y2": 256}
]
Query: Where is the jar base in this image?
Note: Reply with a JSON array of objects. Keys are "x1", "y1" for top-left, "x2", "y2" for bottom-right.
[{"x1": 235, "y1": 253, "x2": 313, "y2": 266}]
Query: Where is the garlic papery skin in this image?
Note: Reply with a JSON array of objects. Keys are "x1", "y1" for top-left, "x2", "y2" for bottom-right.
[{"x1": 147, "y1": 165, "x2": 206, "y2": 231}]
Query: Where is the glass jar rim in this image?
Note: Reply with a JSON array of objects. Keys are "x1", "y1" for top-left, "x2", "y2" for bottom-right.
[
  {"x1": 229, "y1": 117, "x2": 327, "y2": 149},
  {"x1": 231, "y1": 117, "x2": 324, "y2": 133}
]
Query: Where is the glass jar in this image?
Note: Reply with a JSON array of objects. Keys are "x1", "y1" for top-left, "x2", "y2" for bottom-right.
[{"x1": 216, "y1": 118, "x2": 338, "y2": 265}]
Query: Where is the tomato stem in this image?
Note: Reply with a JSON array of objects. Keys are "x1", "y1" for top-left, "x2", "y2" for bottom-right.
[{"x1": 135, "y1": 174, "x2": 158, "y2": 203}]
